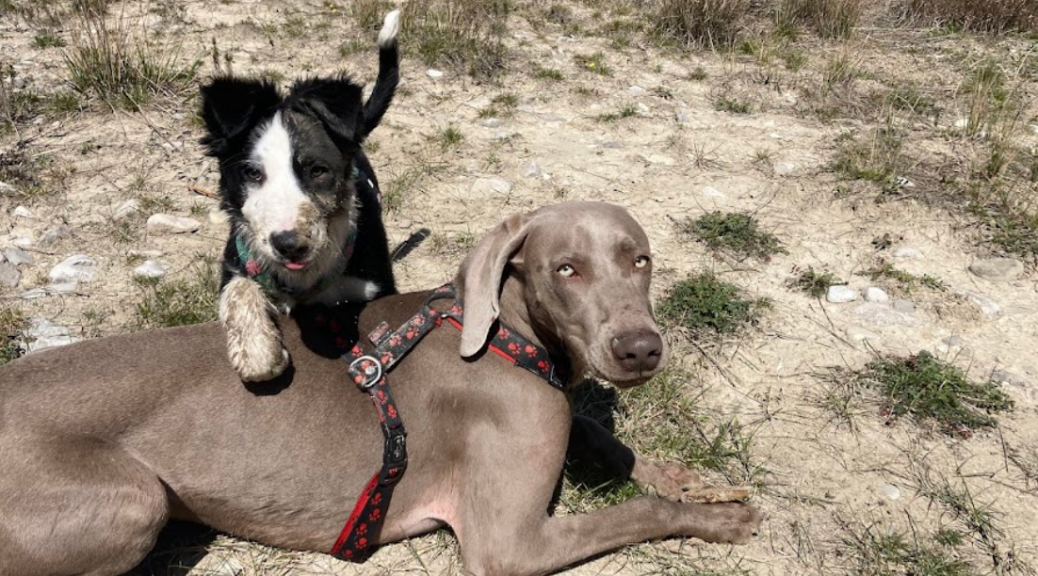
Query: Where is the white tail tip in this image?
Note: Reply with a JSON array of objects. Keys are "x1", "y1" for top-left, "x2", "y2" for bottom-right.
[{"x1": 377, "y1": 9, "x2": 401, "y2": 48}]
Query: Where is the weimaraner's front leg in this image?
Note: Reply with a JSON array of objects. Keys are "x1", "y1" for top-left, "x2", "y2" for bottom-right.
[
  {"x1": 571, "y1": 415, "x2": 750, "y2": 503},
  {"x1": 460, "y1": 497, "x2": 762, "y2": 576}
]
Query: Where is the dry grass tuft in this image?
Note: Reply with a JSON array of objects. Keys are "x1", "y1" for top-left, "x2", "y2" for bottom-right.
[
  {"x1": 775, "y1": 0, "x2": 864, "y2": 39},
  {"x1": 898, "y1": 0, "x2": 1038, "y2": 33},
  {"x1": 403, "y1": 0, "x2": 510, "y2": 79},
  {"x1": 649, "y1": 0, "x2": 752, "y2": 49}
]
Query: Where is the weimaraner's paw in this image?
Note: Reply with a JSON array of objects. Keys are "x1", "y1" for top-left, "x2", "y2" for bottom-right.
[
  {"x1": 632, "y1": 459, "x2": 751, "y2": 503},
  {"x1": 694, "y1": 503, "x2": 763, "y2": 545}
]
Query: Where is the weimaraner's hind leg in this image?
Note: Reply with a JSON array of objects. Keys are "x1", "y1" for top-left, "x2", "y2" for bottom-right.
[
  {"x1": 0, "y1": 438, "x2": 169, "y2": 576},
  {"x1": 459, "y1": 496, "x2": 762, "y2": 576}
]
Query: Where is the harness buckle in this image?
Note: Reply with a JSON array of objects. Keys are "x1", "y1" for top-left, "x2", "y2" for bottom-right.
[
  {"x1": 348, "y1": 355, "x2": 383, "y2": 390},
  {"x1": 381, "y1": 428, "x2": 408, "y2": 485}
]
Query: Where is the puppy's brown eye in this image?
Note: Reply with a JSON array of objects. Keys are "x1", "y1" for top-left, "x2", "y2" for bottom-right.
[
  {"x1": 634, "y1": 255, "x2": 650, "y2": 268},
  {"x1": 309, "y1": 165, "x2": 328, "y2": 179},
  {"x1": 242, "y1": 166, "x2": 263, "y2": 182},
  {"x1": 557, "y1": 264, "x2": 576, "y2": 278}
]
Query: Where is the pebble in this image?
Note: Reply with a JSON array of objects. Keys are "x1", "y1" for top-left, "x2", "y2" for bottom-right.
[
  {"x1": 25, "y1": 318, "x2": 80, "y2": 353},
  {"x1": 521, "y1": 160, "x2": 542, "y2": 178},
  {"x1": 958, "y1": 290, "x2": 1001, "y2": 319},
  {"x1": 772, "y1": 162, "x2": 795, "y2": 176},
  {"x1": 491, "y1": 131, "x2": 513, "y2": 141},
  {"x1": 39, "y1": 224, "x2": 71, "y2": 246},
  {"x1": 862, "y1": 286, "x2": 889, "y2": 303},
  {"x1": 472, "y1": 177, "x2": 512, "y2": 195},
  {"x1": 991, "y1": 369, "x2": 1028, "y2": 388},
  {"x1": 627, "y1": 85, "x2": 646, "y2": 96},
  {"x1": 846, "y1": 326, "x2": 879, "y2": 342},
  {"x1": 675, "y1": 111, "x2": 691, "y2": 126},
  {"x1": 11, "y1": 236, "x2": 32, "y2": 249},
  {"x1": 426, "y1": 68, "x2": 444, "y2": 79},
  {"x1": 892, "y1": 299, "x2": 916, "y2": 313},
  {"x1": 826, "y1": 285, "x2": 858, "y2": 303},
  {"x1": 942, "y1": 335, "x2": 965, "y2": 347},
  {"x1": 878, "y1": 483, "x2": 901, "y2": 501},
  {"x1": 481, "y1": 118, "x2": 504, "y2": 128},
  {"x1": 147, "y1": 214, "x2": 200, "y2": 234},
  {"x1": 853, "y1": 302, "x2": 922, "y2": 327},
  {"x1": 894, "y1": 247, "x2": 923, "y2": 259},
  {"x1": 134, "y1": 260, "x2": 168, "y2": 279},
  {"x1": 3, "y1": 247, "x2": 33, "y2": 266},
  {"x1": 0, "y1": 261, "x2": 20, "y2": 287},
  {"x1": 640, "y1": 154, "x2": 675, "y2": 166},
  {"x1": 600, "y1": 141, "x2": 622, "y2": 149},
  {"x1": 701, "y1": 186, "x2": 725, "y2": 199},
  {"x1": 12, "y1": 205, "x2": 33, "y2": 219},
  {"x1": 636, "y1": 102, "x2": 650, "y2": 114},
  {"x1": 969, "y1": 257, "x2": 1025, "y2": 282},
  {"x1": 113, "y1": 199, "x2": 140, "y2": 220},
  {"x1": 49, "y1": 255, "x2": 97, "y2": 283}
]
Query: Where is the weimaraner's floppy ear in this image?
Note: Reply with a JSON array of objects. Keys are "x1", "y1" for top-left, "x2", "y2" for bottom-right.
[{"x1": 458, "y1": 212, "x2": 532, "y2": 358}]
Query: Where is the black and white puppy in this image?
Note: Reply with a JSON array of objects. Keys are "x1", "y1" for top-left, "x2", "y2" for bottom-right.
[{"x1": 200, "y1": 10, "x2": 400, "y2": 382}]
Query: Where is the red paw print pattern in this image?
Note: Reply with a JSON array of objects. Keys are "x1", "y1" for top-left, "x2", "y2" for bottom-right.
[
  {"x1": 525, "y1": 345, "x2": 537, "y2": 358},
  {"x1": 369, "y1": 509, "x2": 381, "y2": 522}
]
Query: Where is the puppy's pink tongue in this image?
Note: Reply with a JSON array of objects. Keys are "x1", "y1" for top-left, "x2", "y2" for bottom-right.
[{"x1": 284, "y1": 262, "x2": 306, "y2": 271}]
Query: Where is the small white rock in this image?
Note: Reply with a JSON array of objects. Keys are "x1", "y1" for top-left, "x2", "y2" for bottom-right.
[
  {"x1": 826, "y1": 285, "x2": 858, "y2": 303},
  {"x1": 472, "y1": 177, "x2": 512, "y2": 195},
  {"x1": 521, "y1": 160, "x2": 542, "y2": 179},
  {"x1": 892, "y1": 299, "x2": 916, "y2": 313},
  {"x1": 426, "y1": 68, "x2": 444, "y2": 79},
  {"x1": 878, "y1": 483, "x2": 901, "y2": 501},
  {"x1": 894, "y1": 247, "x2": 923, "y2": 259},
  {"x1": 675, "y1": 111, "x2": 691, "y2": 126},
  {"x1": 701, "y1": 186, "x2": 725, "y2": 199},
  {"x1": 12, "y1": 205, "x2": 33, "y2": 219},
  {"x1": 39, "y1": 225, "x2": 71, "y2": 246},
  {"x1": 3, "y1": 247, "x2": 33, "y2": 266},
  {"x1": 854, "y1": 302, "x2": 922, "y2": 327},
  {"x1": 113, "y1": 199, "x2": 141, "y2": 220},
  {"x1": 969, "y1": 257, "x2": 1025, "y2": 282},
  {"x1": 25, "y1": 318, "x2": 80, "y2": 353},
  {"x1": 991, "y1": 369, "x2": 1028, "y2": 388},
  {"x1": 846, "y1": 326, "x2": 879, "y2": 342},
  {"x1": 491, "y1": 131, "x2": 513, "y2": 141},
  {"x1": 627, "y1": 85, "x2": 646, "y2": 96},
  {"x1": 961, "y1": 291, "x2": 1002, "y2": 319},
  {"x1": 481, "y1": 118, "x2": 503, "y2": 128},
  {"x1": 46, "y1": 282, "x2": 78, "y2": 294},
  {"x1": 772, "y1": 162, "x2": 795, "y2": 176},
  {"x1": 146, "y1": 214, "x2": 200, "y2": 234},
  {"x1": 0, "y1": 262, "x2": 20, "y2": 287},
  {"x1": 862, "y1": 286, "x2": 890, "y2": 303},
  {"x1": 48, "y1": 255, "x2": 97, "y2": 283},
  {"x1": 134, "y1": 260, "x2": 168, "y2": 279},
  {"x1": 636, "y1": 102, "x2": 650, "y2": 114},
  {"x1": 11, "y1": 236, "x2": 32, "y2": 249}
]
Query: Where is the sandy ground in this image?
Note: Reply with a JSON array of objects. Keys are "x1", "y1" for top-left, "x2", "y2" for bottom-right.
[{"x1": 2, "y1": 1, "x2": 1037, "y2": 574}]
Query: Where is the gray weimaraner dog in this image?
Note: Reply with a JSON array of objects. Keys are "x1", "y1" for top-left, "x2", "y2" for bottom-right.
[{"x1": 0, "y1": 201, "x2": 761, "y2": 576}]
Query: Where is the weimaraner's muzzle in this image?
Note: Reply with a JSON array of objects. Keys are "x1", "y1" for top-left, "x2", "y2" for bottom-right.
[{"x1": 0, "y1": 201, "x2": 760, "y2": 576}]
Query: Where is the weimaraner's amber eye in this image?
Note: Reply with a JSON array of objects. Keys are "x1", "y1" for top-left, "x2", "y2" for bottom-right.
[
  {"x1": 556, "y1": 264, "x2": 576, "y2": 278},
  {"x1": 634, "y1": 256, "x2": 650, "y2": 268}
]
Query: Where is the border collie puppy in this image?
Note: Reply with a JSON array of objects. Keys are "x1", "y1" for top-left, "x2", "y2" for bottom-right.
[{"x1": 199, "y1": 10, "x2": 400, "y2": 382}]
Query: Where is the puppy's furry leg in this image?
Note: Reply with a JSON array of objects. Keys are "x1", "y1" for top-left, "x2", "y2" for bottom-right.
[{"x1": 219, "y1": 276, "x2": 289, "y2": 382}]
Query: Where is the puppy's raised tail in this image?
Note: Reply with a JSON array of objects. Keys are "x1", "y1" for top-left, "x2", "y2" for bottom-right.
[{"x1": 362, "y1": 9, "x2": 400, "y2": 139}]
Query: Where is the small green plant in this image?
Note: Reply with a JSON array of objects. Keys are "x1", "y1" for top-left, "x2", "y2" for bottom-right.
[
  {"x1": 595, "y1": 103, "x2": 638, "y2": 122},
  {"x1": 436, "y1": 123, "x2": 464, "y2": 151},
  {"x1": 574, "y1": 52, "x2": 612, "y2": 76},
  {"x1": 841, "y1": 522, "x2": 974, "y2": 576},
  {"x1": 283, "y1": 15, "x2": 306, "y2": 38},
  {"x1": 714, "y1": 96, "x2": 751, "y2": 114},
  {"x1": 135, "y1": 259, "x2": 220, "y2": 328},
  {"x1": 0, "y1": 308, "x2": 26, "y2": 366},
  {"x1": 657, "y1": 273, "x2": 769, "y2": 336},
  {"x1": 832, "y1": 128, "x2": 908, "y2": 191},
  {"x1": 783, "y1": 50, "x2": 808, "y2": 71},
  {"x1": 787, "y1": 266, "x2": 841, "y2": 298},
  {"x1": 534, "y1": 66, "x2": 563, "y2": 81},
  {"x1": 886, "y1": 84, "x2": 938, "y2": 117},
  {"x1": 858, "y1": 351, "x2": 1013, "y2": 436},
  {"x1": 681, "y1": 211, "x2": 785, "y2": 261},
  {"x1": 690, "y1": 66, "x2": 708, "y2": 81},
  {"x1": 857, "y1": 263, "x2": 946, "y2": 294},
  {"x1": 32, "y1": 32, "x2": 66, "y2": 48}
]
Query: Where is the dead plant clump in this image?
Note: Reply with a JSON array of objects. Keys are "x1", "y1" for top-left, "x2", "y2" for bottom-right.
[
  {"x1": 402, "y1": 0, "x2": 511, "y2": 79},
  {"x1": 649, "y1": 0, "x2": 753, "y2": 49},
  {"x1": 898, "y1": 0, "x2": 1038, "y2": 33},
  {"x1": 774, "y1": 0, "x2": 864, "y2": 39}
]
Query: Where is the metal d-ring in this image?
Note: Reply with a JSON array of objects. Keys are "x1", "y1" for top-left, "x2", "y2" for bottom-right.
[{"x1": 349, "y1": 355, "x2": 383, "y2": 390}]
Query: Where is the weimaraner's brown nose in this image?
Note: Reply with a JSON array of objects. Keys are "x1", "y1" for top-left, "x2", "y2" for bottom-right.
[{"x1": 612, "y1": 332, "x2": 663, "y2": 372}]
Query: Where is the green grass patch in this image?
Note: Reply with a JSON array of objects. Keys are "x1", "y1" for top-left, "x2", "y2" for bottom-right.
[
  {"x1": 435, "y1": 123, "x2": 464, "y2": 151},
  {"x1": 574, "y1": 52, "x2": 611, "y2": 76},
  {"x1": 32, "y1": 32, "x2": 66, "y2": 48},
  {"x1": 841, "y1": 522, "x2": 974, "y2": 576},
  {"x1": 595, "y1": 103, "x2": 637, "y2": 123},
  {"x1": 534, "y1": 66, "x2": 564, "y2": 81},
  {"x1": 657, "y1": 273, "x2": 769, "y2": 337},
  {"x1": 857, "y1": 263, "x2": 946, "y2": 294},
  {"x1": 681, "y1": 211, "x2": 785, "y2": 261},
  {"x1": 0, "y1": 308, "x2": 26, "y2": 366},
  {"x1": 858, "y1": 351, "x2": 1013, "y2": 436},
  {"x1": 787, "y1": 266, "x2": 842, "y2": 298},
  {"x1": 714, "y1": 96, "x2": 752, "y2": 114},
  {"x1": 832, "y1": 128, "x2": 909, "y2": 193},
  {"x1": 135, "y1": 259, "x2": 219, "y2": 328}
]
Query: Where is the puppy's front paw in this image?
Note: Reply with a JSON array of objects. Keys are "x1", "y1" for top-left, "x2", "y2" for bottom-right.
[{"x1": 230, "y1": 333, "x2": 290, "y2": 382}]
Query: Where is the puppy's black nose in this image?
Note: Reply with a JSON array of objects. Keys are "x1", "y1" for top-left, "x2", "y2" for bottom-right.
[
  {"x1": 612, "y1": 332, "x2": 663, "y2": 373},
  {"x1": 270, "y1": 231, "x2": 309, "y2": 262}
]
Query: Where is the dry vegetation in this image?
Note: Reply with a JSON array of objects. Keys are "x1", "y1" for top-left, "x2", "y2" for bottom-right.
[{"x1": 1, "y1": 0, "x2": 1037, "y2": 574}]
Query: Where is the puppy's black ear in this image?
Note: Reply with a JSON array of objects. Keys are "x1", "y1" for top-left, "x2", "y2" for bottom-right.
[
  {"x1": 285, "y1": 76, "x2": 365, "y2": 146},
  {"x1": 199, "y1": 77, "x2": 280, "y2": 158}
]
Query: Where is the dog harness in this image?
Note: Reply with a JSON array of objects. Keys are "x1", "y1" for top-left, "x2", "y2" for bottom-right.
[
  {"x1": 327, "y1": 283, "x2": 567, "y2": 562},
  {"x1": 235, "y1": 165, "x2": 376, "y2": 300}
]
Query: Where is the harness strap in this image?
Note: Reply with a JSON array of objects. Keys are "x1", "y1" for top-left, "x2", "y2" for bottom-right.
[{"x1": 329, "y1": 283, "x2": 566, "y2": 562}]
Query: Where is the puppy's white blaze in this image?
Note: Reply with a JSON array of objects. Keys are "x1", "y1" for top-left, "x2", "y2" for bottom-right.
[
  {"x1": 378, "y1": 9, "x2": 400, "y2": 48},
  {"x1": 242, "y1": 112, "x2": 311, "y2": 237}
]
